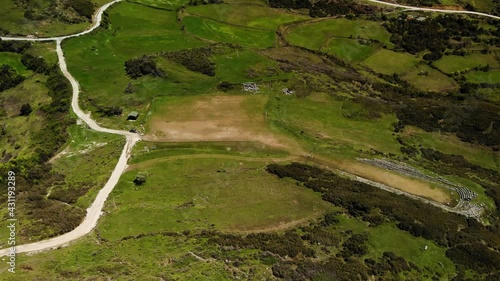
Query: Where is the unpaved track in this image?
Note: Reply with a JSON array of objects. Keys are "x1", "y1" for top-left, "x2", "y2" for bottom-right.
[
  {"x1": 0, "y1": 0, "x2": 139, "y2": 257},
  {"x1": 0, "y1": 0, "x2": 495, "y2": 257},
  {"x1": 0, "y1": 0, "x2": 124, "y2": 42},
  {"x1": 366, "y1": 0, "x2": 500, "y2": 20}
]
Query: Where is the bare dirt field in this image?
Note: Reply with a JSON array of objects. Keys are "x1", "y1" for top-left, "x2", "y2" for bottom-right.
[{"x1": 145, "y1": 95, "x2": 294, "y2": 149}]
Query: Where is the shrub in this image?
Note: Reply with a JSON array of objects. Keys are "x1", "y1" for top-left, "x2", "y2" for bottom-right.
[
  {"x1": 21, "y1": 53, "x2": 49, "y2": 74},
  {"x1": 20, "y1": 103, "x2": 32, "y2": 116},
  {"x1": 69, "y1": 0, "x2": 95, "y2": 19},
  {"x1": 0, "y1": 64, "x2": 24, "y2": 92},
  {"x1": 125, "y1": 56, "x2": 165, "y2": 79}
]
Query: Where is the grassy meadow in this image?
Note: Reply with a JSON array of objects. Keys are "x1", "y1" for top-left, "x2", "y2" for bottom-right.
[
  {"x1": 0, "y1": 1, "x2": 499, "y2": 279},
  {"x1": 433, "y1": 53, "x2": 499, "y2": 74},
  {"x1": 98, "y1": 157, "x2": 334, "y2": 240},
  {"x1": 62, "y1": 2, "x2": 207, "y2": 128},
  {"x1": 465, "y1": 69, "x2": 500, "y2": 83},
  {"x1": 402, "y1": 64, "x2": 459, "y2": 92},
  {"x1": 285, "y1": 18, "x2": 392, "y2": 54},
  {"x1": 323, "y1": 37, "x2": 380, "y2": 62},
  {"x1": 362, "y1": 49, "x2": 420, "y2": 75},
  {"x1": 186, "y1": 3, "x2": 310, "y2": 30},
  {"x1": 182, "y1": 16, "x2": 276, "y2": 48}
]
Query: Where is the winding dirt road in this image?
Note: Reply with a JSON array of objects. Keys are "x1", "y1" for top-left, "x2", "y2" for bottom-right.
[
  {"x1": 0, "y1": 0, "x2": 497, "y2": 256},
  {"x1": 0, "y1": 0, "x2": 139, "y2": 256},
  {"x1": 367, "y1": 0, "x2": 500, "y2": 20}
]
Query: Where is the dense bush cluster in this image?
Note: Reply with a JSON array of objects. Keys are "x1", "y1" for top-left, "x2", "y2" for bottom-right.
[
  {"x1": 268, "y1": 0, "x2": 310, "y2": 9},
  {"x1": 398, "y1": 0, "x2": 439, "y2": 6},
  {"x1": 0, "y1": 64, "x2": 24, "y2": 92},
  {"x1": 366, "y1": 252, "x2": 419, "y2": 276},
  {"x1": 164, "y1": 46, "x2": 217, "y2": 76},
  {"x1": 14, "y1": 0, "x2": 94, "y2": 24},
  {"x1": 97, "y1": 106, "x2": 122, "y2": 117},
  {"x1": 209, "y1": 231, "x2": 311, "y2": 258},
  {"x1": 394, "y1": 98, "x2": 499, "y2": 147},
  {"x1": 266, "y1": 162, "x2": 500, "y2": 277},
  {"x1": 204, "y1": 218, "x2": 421, "y2": 280},
  {"x1": 68, "y1": 0, "x2": 95, "y2": 19},
  {"x1": 309, "y1": 0, "x2": 378, "y2": 17},
  {"x1": 0, "y1": 40, "x2": 31, "y2": 53},
  {"x1": 19, "y1": 103, "x2": 32, "y2": 116},
  {"x1": 385, "y1": 15, "x2": 486, "y2": 56},
  {"x1": 125, "y1": 56, "x2": 165, "y2": 79},
  {"x1": 268, "y1": 0, "x2": 378, "y2": 17},
  {"x1": 21, "y1": 53, "x2": 50, "y2": 74}
]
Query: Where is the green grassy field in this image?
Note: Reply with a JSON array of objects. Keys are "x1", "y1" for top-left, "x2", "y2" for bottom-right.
[
  {"x1": 286, "y1": 18, "x2": 393, "y2": 52},
  {"x1": 322, "y1": 37, "x2": 379, "y2": 62},
  {"x1": 367, "y1": 223, "x2": 456, "y2": 279},
  {"x1": 214, "y1": 49, "x2": 291, "y2": 82},
  {"x1": 182, "y1": 16, "x2": 276, "y2": 48},
  {"x1": 129, "y1": 0, "x2": 190, "y2": 9},
  {"x1": 131, "y1": 141, "x2": 290, "y2": 164},
  {"x1": 402, "y1": 64, "x2": 459, "y2": 92},
  {"x1": 1, "y1": 2, "x2": 499, "y2": 279},
  {"x1": 186, "y1": 3, "x2": 310, "y2": 30},
  {"x1": 266, "y1": 92, "x2": 401, "y2": 156},
  {"x1": 0, "y1": 53, "x2": 30, "y2": 75},
  {"x1": 63, "y1": 2, "x2": 206, "y2": 128},
  {"x1": 98, "y1": 157, "x2": 333, "y2": 241},
  {"x1": 0, "y1": 74, "x2": 51, "y2": 159},
  {"x1": 433, "y1": 54, "x2": 499, "y2": 74},
  {"x1": 330, "y1": 214, "x2": 456, "y2": 279},
  {"x1": 363, "y1": 49, "x2": 420, "y2": 75},
  {"x1": 465, "y1": 69, "x2": 500, "y2": 84},
  {"x1": 400, "y1": 126, "x2": 499, "y2": 171}
]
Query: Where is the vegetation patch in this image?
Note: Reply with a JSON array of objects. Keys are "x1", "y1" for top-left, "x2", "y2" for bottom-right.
[
  {"x1": 63, "y1": 2, "x2": 206, "y2": 128},
  {"x1": 433, "y1": 54, "x2": 500, "y2": 74},
  {"x1": 99, "y1": 157, "x2": 333, "y2": 240},
  {"x1": 182, "y1": 15, "x2": 276, "y2": 48},
  {"x1": 186, "y1": 3, "x2": 310, "y2": 30},
  {"x1": 163, "y1": 44, "x2": 238, "y2": 76},
  {"x1": 323, "y1": 38, "x2": 379, "y2": 62},
  {"x1": 286, "y1": 18, "x2": 392, "y2": 52},
  {"x1": 0, "y1": 0, "x2": 94, "y2": 36},
  {"x1": 465, "y1": 69, "x2": 500, "y2": 84},
  {"x1": 362, "y1": 49, "x2": 419, "y2": 75},
  {"x1": 402, "y1": 64, "x2": 459, "y2": 92},
  {"x1": 124, "y1": 55, "x2": 165, "y2": 79}
]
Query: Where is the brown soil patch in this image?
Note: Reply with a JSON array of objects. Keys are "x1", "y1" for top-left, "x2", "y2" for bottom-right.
[
  {"x1": 311, "y1": 156, "x2": 452, "y2": 204},
  {"x1": 145, "y1": 95, "x2": 292, "y2": 149}
]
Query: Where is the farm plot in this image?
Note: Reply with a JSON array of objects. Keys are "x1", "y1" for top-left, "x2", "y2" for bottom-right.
[
  {"x1": 362, "y1": 49, "x2": 420, "y2": 75},
  {"x1": 182, "y1": 16, "x2": 276, "y2": 48},
  {"x1": 286, "y1": 18, "x2": 393, "y2": 52},
  {"x1": 186, "y1": 3, "x2": 310, "y2": 30}
]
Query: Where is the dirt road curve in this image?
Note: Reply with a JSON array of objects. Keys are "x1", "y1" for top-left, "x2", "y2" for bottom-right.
[
  {"x1": 0, "y1": 0, "x2": 496, "y2": 257},
  {"x1": 0, "y1": 0, "x2": 124, "y2": 42},
  {"x1": 0, "y1": 0, "x2": 139, "y2": 257},
  {"x1": 367, "y1": 0, "x2": 500, "y2": 20}
]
